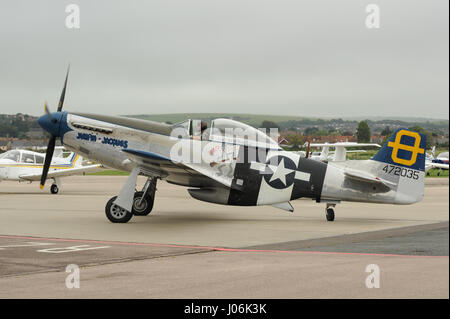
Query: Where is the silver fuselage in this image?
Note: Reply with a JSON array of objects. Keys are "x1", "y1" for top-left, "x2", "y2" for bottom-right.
[{"x1": 58, "y1": 112, "x2": 424, "y2": 206}]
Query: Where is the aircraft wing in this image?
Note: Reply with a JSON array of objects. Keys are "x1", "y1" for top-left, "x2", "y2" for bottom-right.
[
  {"x1": 426, "y1": 163, "x2": 449, "y2": 171},
  {"x1": 338, "y1": 150, "x2": 367, "y2": 153},
  {"x1": 343, "y1": 168, "x2": 397, "y2": 188},
  {"x1": 122, "y1": 148, "x2": 238, "y2": 190},
  {"x1": 309, "y1": 143, "x2": 380, "y2": 161},
  {"x1": 19, "y1": 164, "x2": 103, "y2": 181},
  {"x1": 183, "y1": 161, "x2": 235, "y2": 189}
]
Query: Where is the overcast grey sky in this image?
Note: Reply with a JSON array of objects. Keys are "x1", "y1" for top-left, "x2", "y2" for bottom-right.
[{"x1": 0, "y1": 0, "x2": 448, "y2": 118}]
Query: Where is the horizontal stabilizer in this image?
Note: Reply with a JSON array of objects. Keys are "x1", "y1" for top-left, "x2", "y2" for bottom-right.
[{"x1": 344, "y1": 168, "x2": 397, "y2": 188}]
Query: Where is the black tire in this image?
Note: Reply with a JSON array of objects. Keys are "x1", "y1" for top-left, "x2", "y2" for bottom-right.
[
  {"x1": 132, "y1": 191, "x2": 154, "y2": 216},
  {"x1": 50, "y1": 184, "x2": 59, "y2": 194},
  {"x1": 326, "y1": 208, "x2": 335, "y2": 222},
  {"x1": 105, "y1": 196, "x2": 133, "y2": 223}
]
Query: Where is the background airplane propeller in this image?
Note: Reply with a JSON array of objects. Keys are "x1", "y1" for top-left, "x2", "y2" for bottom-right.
[{"x1": 40, "y1": 66, "x2": 69, "y2": 189}]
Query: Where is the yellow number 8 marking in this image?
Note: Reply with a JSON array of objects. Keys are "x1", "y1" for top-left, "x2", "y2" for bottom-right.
[{"x1": 387, "y1": 130, "x2": 424, "y2": 166}]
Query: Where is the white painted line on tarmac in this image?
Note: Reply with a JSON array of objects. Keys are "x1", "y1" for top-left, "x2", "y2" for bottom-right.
[
  {"x1": 0, "y1": 242, "x2": 54, "y2": 250},
  {"x1": 36, "y1": 245, "x2": 110, "y2": 253}
]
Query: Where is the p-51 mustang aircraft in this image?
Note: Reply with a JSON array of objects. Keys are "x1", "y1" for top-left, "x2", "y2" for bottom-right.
[
  {"x1": 0, "y1": 149, "x2": 102, "y2": 193},
  {"x1": 37, "y1": 68, "x2": 427, "y2": 223}
]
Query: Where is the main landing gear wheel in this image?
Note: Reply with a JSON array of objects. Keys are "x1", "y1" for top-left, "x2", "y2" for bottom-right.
[
  {"x1": 50, "y1": 184, "x2": 59, "y2": 194},
  {"x1": 105, "y1": 196, "x2": 133, "y2": 223},
  {"x1": 132, "y1": 191, "x2": 154, "y2": 216},
  {"x1": 326, "y1": 208, "x2": 335, "y2": 222}
]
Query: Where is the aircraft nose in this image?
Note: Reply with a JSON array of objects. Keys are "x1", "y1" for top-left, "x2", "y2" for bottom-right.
[{"x1": 38, "y1": 112, "x2": 62, "y2": 137}]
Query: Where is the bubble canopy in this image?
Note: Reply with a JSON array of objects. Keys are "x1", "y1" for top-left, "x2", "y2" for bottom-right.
[
  {"x1": 171, "y1": 118, "x2": 281, "y2": 150},
  {"x1": 209, "y1": 118, "x2": 281, "y2": 150}
]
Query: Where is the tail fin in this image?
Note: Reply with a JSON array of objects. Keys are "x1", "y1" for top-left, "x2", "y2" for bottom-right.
[
  {"x1": 67, "y1": 152, "x2": 83, "y2": 167},
  {"x1": 319, "y1": 145, "x2": 329, "y2": 161},
  {"x1": 372, "y1": 128, "x2": 426, "y2": 171},
  {"x1": 73, "y1": 153, "x2": 83, "y2": 167},
  {"x1": 372, "y1": 128, "x2": 426, "y2": 204}
]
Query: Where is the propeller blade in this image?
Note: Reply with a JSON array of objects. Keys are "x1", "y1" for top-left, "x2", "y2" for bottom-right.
[
  {"x1": 40, "y1": 136, "x2": 56, "y2": 189},
  {"x1": 44, "y1": 101, "x2": 57, "y2": 123},
  {"x1": 44, "y1": 101, "x2": 50, "y2": 115},
  {"x1": 57, "y1": 65, "x2": 70, "y2": 112}
]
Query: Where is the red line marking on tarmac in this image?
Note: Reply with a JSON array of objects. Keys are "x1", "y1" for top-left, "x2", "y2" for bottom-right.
[{"x1": 0, "y1": 234, "x2": 448, "y2": 259}]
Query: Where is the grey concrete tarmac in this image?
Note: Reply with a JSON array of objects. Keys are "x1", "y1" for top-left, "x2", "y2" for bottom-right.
[
  {"x1": 0, "y1": 177, "x2": 448, "y2": 298},
  {"x1": 0, "y1": 176, "x2": 448, "y2": 248},
  {"x1": 0, "y1": 247, "x2": 447, "y2": 298}
]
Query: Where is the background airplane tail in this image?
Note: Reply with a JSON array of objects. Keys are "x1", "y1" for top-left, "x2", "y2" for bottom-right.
[
  {"x1": 319, "y1": 145, "x2": 329, "y2": 161},
  {"x1": 66, "y1": 152, "x2": 83, "y2": 167},
  {"x1": 430, "y1": 146, "x2": 436, "y2": 159},
  {"x1": 371, "y1": 128, "x2": 426, "y2": 204},
  {"x1": 74, "y1": 154, "x2": 83, "y2": 167}
]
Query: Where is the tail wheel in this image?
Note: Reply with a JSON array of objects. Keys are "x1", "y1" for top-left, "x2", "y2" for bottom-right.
[
  {"x1": 50, "y1": 184, "x2": 59, "y2": 194},
  {"x1": 132, "y1": 191, "x2": 154, "y2": 216},
  {"x1": 105, "y1": 196, "x2": 133, "y2": 223},
  {"x1": 326, "y1": 208, "x2": 335, "y2": 222}
]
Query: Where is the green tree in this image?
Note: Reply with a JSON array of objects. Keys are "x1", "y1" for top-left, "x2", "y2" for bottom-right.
[
  {"x1": 260, "y1": 120, "x2": 280, "y2": 131},
  {"x1": 303, "y1": 127, "x2": 319, "y2": 136},
  {"x1": 381, "y1": 126, "x2": 393, "y2": 136},
  {"x1": 285, "y1": 133, "x2": 305, "y2": 151},
  {"x1": 356, "y1": 121, "x2": 371, "y2": 143}
]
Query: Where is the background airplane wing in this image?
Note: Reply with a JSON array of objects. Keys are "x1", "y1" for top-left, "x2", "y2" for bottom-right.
[
  {"x1": 19, "y1": 164, "x2": 103, "y2": 181},
  {"x1": 427, "y1": 163, "x2": 449, "y2": 170},
  {"x1": 310, "y1": 143, "x2": 381, "y2": 148}
]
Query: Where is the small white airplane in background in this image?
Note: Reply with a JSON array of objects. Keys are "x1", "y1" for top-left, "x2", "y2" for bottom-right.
[
  {"x1": 0, "y1": 149, "x2": 102, "y2": 193},
  {"x1": 425, "y1": 146, "x2": 449, "y2": 173},
  {"x1": 297, "y1": 142, "x2": 381, "y2": 162}
]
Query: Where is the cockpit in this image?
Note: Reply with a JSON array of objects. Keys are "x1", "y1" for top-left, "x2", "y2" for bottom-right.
[
  {"x1": 172, "y1": 118, "x2": 281, "y2": 150},
  {"x1": 0, "y1": 150, "x2": 45, "y2": 164},
  {"x1": 173, "y1": 119, "x2": 208, "y2": 140}
]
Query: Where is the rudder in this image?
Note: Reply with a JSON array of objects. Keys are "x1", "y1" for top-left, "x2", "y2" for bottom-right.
[
  {"x1": 372, "y1": 128, "x2": 426, "y2": 171},
  {"x1": 371, "y1": 128, "x2": 426, "y2": 204}
]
